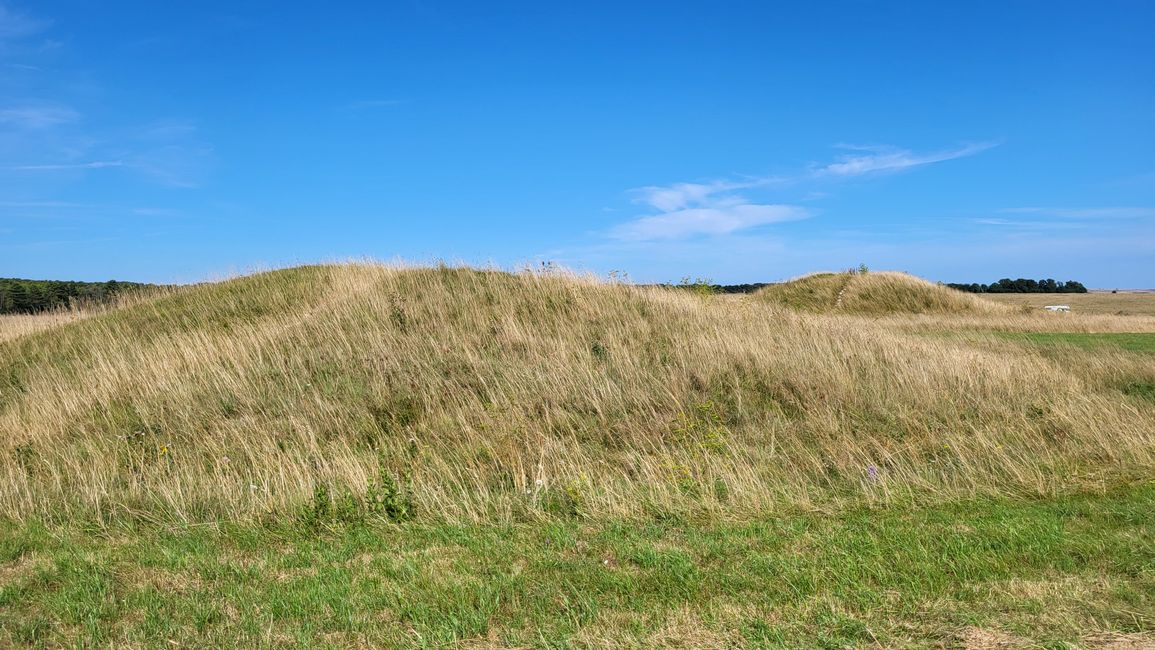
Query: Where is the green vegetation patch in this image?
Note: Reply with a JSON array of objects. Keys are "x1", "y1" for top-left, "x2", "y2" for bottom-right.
[
  {"x1": 997, "y1": 332, "x2": 1155, "y2": 354},
  {"x1": 1123, "y1": 381, "x2": 1155, "y2": 403},
  {"x1": 2, "y1": 485, "x2": 1152, "y2": 648}
]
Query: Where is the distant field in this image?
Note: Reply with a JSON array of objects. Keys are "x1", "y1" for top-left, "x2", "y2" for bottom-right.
[{"x1": 984, "y1": 291, "x2": 1155, "y2": 316}]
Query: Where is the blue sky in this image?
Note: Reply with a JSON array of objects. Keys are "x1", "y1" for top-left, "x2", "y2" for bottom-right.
[{"x1": 2, "y1": 1, "x2": 1153, "y2": 286}]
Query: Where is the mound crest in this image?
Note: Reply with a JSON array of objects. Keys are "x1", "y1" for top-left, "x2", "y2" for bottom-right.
[{"x1": 757, "y1": 271, "x2": 1004, "y2": 315}]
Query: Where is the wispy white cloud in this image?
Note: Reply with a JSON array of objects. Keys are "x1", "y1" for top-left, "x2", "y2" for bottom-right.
[
  {"x1": 971, "y1": 207, "x2": 1154, "y2": 234},
  {"x1": 5, "y1": 120, "x2": 214, "y2": 186},
  {"x1": 0, "y1": 201, "x2": 179, "y2": 219},
  {"x1": 814, "y1": 141, "x2": 998, "y2": 177},
  {"x1": 120, "y1": 120, "x2": 214, "y2": 188},
  {"x1": 611, "y1": 202, "x2": 811, "y2": 240},
  {"x1": 0, "y1": 200, "x2": 89, "y2": 208},
  {"x1": 1, "y1": 5, "x2": 215, "y2": 192},
  {"x1": 0, "y1": 103, "x2": 79, "y2": 129},
  {"x1": 610, "y1": 141, "x2": 994, "y2": 241},
  {"x1": 128, "y1": 146, "x2": 212, "y2": 188},
  {"x1": 632, "y1": 177, "x2": 786, "y2": 212},
  {"x1": 9, "y1": 160, "x2": 123, "y2": 171},
  {"x1": 0, "y1": 3, "x2": 48, "y2": 43},
  {"x1": 972, "y1": 218, "x2": 1089, "y2": 231},
  {"x1": 615, "y1": 176, "x2": 807, "y2": 240},
  {"x1": 1000, "y1": 206, "x2": 1155, "y2": 219}
]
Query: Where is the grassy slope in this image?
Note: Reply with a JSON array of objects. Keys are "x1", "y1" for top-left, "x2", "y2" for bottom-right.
[
  {"x1": 3, "y1": 264, "x2": 1153, "y2": 523},
  {"x1": 758, "y1": 271, "x2": 1007, "y2": 316},
  {"x1": 2, "y1": 263, "x2": 1155, "y2": 647}
]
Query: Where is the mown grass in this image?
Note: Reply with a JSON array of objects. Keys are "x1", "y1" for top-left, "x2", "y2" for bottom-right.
[
  {"x1": 2, "y1": 483, "x2": 1152, "y2": 648},
  {"x1": 996, "y1": 332, "x2": 1155, "y2": 354}
]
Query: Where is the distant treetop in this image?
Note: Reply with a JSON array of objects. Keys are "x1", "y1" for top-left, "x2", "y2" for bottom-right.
[
  {"x1": 0, "y1": 278, "x2": 157, "y2": 315},
  {"x1": 945, "y1": 278, "x2": 1088, "y2": 294}
]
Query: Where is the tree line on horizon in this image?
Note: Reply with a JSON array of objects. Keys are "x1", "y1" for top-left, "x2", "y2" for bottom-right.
[
  {"x1": 945, "y1": 278, "x2": 1088, "y2": 294},
  {"x1": 0, "y1": 272, "x2": 1092, "y2": 315},
  {"x1": 0, "y1": 278, "x2": 156, "y2": 315}
]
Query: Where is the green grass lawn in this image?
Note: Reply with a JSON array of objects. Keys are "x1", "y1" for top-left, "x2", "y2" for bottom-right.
[
  {"x1": 996, "y1": 332, "x2": 1155, "y2": 353},
  {"x1": 3, "y1": 484, "x2": 1153, "y2": 648}
]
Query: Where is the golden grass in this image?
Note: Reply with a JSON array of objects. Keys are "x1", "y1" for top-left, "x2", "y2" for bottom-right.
[
  {"x1": 1, "y1": 262, "x2": 1153, "y2": 524},
  {"x1": 0, "y1": 310, "x2": 87, "y2": 344},
  {"x1": 757, "y1": 271, "x2": 1007, "y2": 315},
  {"x1": 985, "y1": 291, "x2": 1155, "y2": 316}
]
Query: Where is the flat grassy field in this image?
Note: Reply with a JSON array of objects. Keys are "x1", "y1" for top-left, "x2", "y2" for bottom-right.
[
  {"x1": 984, "y1": 291, "x2": 1155, "y2": 316},
  {"x1": 3, "y1": 487, "x2": 1152, "y2": 648},
  {"x1": 2, "y1": 266, "x2": 1154, "y2": 647}
]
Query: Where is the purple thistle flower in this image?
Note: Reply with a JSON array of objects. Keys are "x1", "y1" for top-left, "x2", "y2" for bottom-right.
[{"x1": 867, "y1": 464, "x2": 879, "y2": 480}]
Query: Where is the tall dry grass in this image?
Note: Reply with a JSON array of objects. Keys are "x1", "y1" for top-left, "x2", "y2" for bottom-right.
[
  {"x1": 757, "y1": 270, "x2": 1009, "y2": 315},
  {"x1": 1, "y1": 263, "x2": 1153, "y2": 525},
  {"x1": 0, "y1": 311, "x2": 87, "y2": 344}
]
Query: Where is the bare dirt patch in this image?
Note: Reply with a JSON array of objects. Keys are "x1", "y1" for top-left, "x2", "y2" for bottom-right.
[
  {"x1": 0, "y1": 552, "x2": 45, "y2": 588},
  {"x1": 959, "y1": 627, "x2": 1028, "y2": 649}
]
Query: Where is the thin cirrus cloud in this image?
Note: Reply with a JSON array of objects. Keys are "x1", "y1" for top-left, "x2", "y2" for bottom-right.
[
  {"x1": 0, "y1": 103, "x2": 80, "y2": 129},
  {"x1": 1, "y1": 4, "x2": 214, "y2": 191},
  {"x1": 610, "y1": 142, "x2": 995, "y2": 241},
  {"x1": 611, "y1": 177, "x2": 805, "y2": 241},
  {"x1": 0, "y1": 3, "x2": 47, "y2": 42},
  {"x1": 1000, "y1": 206, "x2": 1155, "y2": 219},
  {"x1": 9, "y1": 160, "x2": 123, "y2": 171},
  {"x1": 610, "y1": 202, "x2": 812, "y2": 241},
  {"x1": 632, "y1": 177, "x2": 786, "y2": 213},
  {"x1": 972, "y1": 218, "x2": 1089, "y2": 231},
  {"x1": 814, "y1": 141, "x2": 998, "y2": 177},
  {"x1": 3, "y1": 118, "x2": 214, "y2": 187}
]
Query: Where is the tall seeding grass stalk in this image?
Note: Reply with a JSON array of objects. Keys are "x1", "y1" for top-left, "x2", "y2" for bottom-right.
[{"x1": 1, "y1": 262, "x2": 1153, "y2": 526}]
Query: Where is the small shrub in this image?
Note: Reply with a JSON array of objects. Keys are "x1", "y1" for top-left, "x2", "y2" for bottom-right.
[
  {"x1": 334, "y1": 488, "x2": 364, "y2": 525},
  {"x1": 678, "y1": 276, "x2": 716, "y2": 297},
  {"x1": 671, "y1": 400, "x2": 729, "y2": 453},
  {"x1": 664, "y1": 461, "x2": 700, "y2": 497},
  {"x1": 713, "y1": 477, "x2": 730, "y2": 503},
  {"x1": 365, "y1": 466, "x2": 416, "y2": 523},
  {"x1": 300, "y1": 483, "x2": 331, "y2": 530},
  {"x1": 540, "y1": 478, "x2": 588, "y2": 518},
  {"x1": 388, "y1": 294, "x2": 409, "y2": 333}
]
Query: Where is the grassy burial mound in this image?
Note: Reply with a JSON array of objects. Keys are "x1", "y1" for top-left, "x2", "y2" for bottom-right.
[
  {"x1": 1, "y1": 263, "x2": 1152, "y2": 526},
  {"x1": 758, "y1": 270, "x2": 1007, "y2": 315}
]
